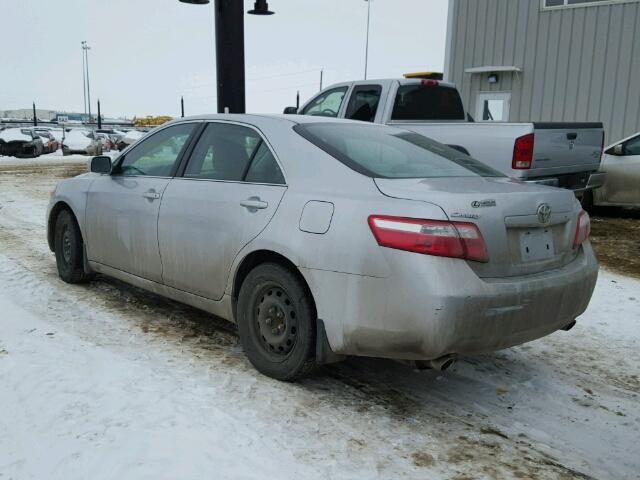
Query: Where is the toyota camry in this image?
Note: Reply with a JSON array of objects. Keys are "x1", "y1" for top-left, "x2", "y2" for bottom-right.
[{"x1": 47, "y1": 115, "x2": 598, "y2": 380}]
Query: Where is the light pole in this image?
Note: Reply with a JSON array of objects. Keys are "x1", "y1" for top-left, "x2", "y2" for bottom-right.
[
  {"x1": 82, "y1": 41, "x2": 92, "y2": 122},
  {"x1": 81, "y1": 41, "x2": 87, "y2": 118},
  {"x1": 179, "y1": 0, "x2": 274, "y2": 113},
  {"x1": 364, "y1": 0, "x2": 372, "y2": 80}
]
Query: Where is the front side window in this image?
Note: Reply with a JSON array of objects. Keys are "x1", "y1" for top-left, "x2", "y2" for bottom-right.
[
  {"x1": 301, "y1": 87, "x2": 348, "y2": 117},
  {"x1": 295, "y1": 123, "x2": 503, "y2": 179},
  {"x1": 184, "y1": 123, "x2": 283, "y2": 183},
  {"x1": 345, "y1": 85, "x2": 383, "y2": 123},
  {"x1": 624, "y1": 135, "x2": 640, "y2": 156},
  {"x1": 118, "y1": 123, "x2": 195, "y2": 177}
]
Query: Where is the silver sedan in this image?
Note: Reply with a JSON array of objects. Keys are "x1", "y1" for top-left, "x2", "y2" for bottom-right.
[{"x1": 47, "y1": 115, "x2": 598, "y2": 380}]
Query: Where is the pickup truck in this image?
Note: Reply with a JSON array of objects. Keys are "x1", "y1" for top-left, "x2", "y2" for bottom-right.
[{"x1": 287, "y1": 79, "x2": 606, "y2": 197}]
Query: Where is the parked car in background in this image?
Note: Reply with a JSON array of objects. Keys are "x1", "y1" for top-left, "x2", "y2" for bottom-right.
[
  {"x1": 0, "y1": 128, "x2": 44, "y2": 158},
  {"x1": 34, "y1": 130, "x2": 59, "y2": 153},
  {"x1": 117, "y1": 129, "x2": 144, "y2": 151},
  {"x1": 62, "y1": 129, "x2": 103, "y2": 156},
  {"x1": 592, "y1": 132, "x2": 640, "y2": 208},
  {"x1": 47, "y1": 115, "x2": 597, "y2": 381},
  {"x1": 95, "y1": 132, "x2": 114, "y2": 152},
  {"x1": 289, "y1": 79, "x2": 606, "y2": 201}
]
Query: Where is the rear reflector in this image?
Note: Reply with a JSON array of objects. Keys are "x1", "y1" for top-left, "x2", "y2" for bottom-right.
[
  {"x1": 368, "y1": 215, "x2": 488, "y2": 262},
  {"x1": 573, "y1": 210, "x2": 591, "y2": 249},
  {"x1": 512, "y1": 133, "x2": 534, "y2": 169}
]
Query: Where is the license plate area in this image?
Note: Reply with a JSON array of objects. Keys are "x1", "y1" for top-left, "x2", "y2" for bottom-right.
[{"x1": 520, "y1": 228, "x2": 554, "y2": 262}]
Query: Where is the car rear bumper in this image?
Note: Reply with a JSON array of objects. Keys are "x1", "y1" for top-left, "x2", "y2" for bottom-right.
[{"x1": 302, "y1": 243, "x2": 598, "y2": 360}]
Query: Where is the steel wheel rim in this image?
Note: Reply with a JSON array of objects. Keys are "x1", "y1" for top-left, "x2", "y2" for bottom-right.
[
  {"x1": 255, "y1": 285, "x2": 298, "y2": 357},
  {"x1": 61, "y1": 227, "x2": 72, "y2": 263}
]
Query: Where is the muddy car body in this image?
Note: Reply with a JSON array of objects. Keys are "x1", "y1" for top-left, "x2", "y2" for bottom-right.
[{"x1": 47, "y1": 115, "x2": 598, "y2": 380}]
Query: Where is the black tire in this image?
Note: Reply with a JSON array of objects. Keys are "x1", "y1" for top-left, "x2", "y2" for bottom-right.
[
  {"x1": 237, "y1": 263, "x2": 316, "y2": 381},
  {"x1": 581, "y1": 189, "x2": 594, "y2": 212},
  {"x1": 54, "y1": 210, "x2": 94, "y2": 284}
]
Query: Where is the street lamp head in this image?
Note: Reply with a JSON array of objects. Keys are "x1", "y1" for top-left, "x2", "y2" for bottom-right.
[
  {"x1": 178, "y1": 0, "x2": 209, "y2": 4},
  {"x1": 248, "y1": 0, "x2": 274, "y2": 15}
]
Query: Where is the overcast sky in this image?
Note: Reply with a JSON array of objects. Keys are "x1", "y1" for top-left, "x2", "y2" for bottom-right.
[{"x1": 1, "y1": 0, "x2": 448, "y2": 118}]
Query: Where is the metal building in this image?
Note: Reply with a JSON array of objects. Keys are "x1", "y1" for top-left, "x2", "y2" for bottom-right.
[{"x1": 444, "y1": 0, "x2": 640, "y2": 143}]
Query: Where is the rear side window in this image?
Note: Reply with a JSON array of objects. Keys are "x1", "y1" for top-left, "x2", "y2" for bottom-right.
[
  {"x1": 245, "y1": 143, "x2": 285, "y2": 184},
  {"x1": 301, "y1": 87, "x2": 348, "y2": 118},
  {"x1": 391, "y1": 85, "x2": 465, "y2": 121},
  {"x1": 345, "y1": 85, "x2": 382, "y2": 123},
  {"x1": 295, "y1": 123, "x2": 503, "y2": 179}
]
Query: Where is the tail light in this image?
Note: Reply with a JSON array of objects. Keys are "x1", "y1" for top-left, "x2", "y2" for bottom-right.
[
  {"x1": 368, "y1": 215, "x2": 488, "y2": 262},
  {"x1": 573, "y1": 210, "x2": 591, "y2": 249},
  {"x1": 512, "y1": 133, "x2": 534, "y2": 169},
  {"x1": 421, "y1": 79, "x2": 439, "y2": 87}
]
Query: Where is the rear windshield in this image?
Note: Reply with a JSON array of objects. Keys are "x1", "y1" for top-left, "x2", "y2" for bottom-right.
[
  {"x1": 294, "y1": 123, "x2": 503, "y2": 179},
  {"x1": 392, "y1": 85, "x2": 465, "y2": 121}
]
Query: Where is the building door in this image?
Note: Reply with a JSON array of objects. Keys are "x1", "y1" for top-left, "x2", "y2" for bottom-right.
[{"x1": 476, "y1": 92, "x2": 511, "y2": 122}]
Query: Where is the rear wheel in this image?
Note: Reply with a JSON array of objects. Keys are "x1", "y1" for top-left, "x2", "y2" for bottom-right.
[
  {"x1": 54, "y1": 210, "x2": 94, "y2": 284},
  {"x1": 237, "y1": 263, "x2": 316, "y2": 381}
]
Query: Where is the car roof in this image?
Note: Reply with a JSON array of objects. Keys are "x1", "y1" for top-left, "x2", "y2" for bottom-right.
[{"x1": 173, "y1": 113, "x2": 370, "y2": 126}]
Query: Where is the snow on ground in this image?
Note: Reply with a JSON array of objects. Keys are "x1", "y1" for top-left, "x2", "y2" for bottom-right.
[{"x1": 0, "y1": 159, "x2": 639, "y2": 479}]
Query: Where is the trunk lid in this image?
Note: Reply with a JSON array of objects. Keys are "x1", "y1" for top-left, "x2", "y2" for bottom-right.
[{"x1": 374, "y1": 176, "x2": 579, "y2": 278}]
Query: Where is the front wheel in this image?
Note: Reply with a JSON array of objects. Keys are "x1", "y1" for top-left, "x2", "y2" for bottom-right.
[
  {"x1": 54, "y1": 210, "x2": 94, "y2": 284},
  {"x1": 237, "y1": 263, "x2": 316, "y2": 381}
]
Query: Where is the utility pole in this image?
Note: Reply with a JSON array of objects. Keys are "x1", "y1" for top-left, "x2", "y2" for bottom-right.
[
  {"x1": 83, "y1": 42, "x2": 92, "y2": 122},
  {"x1": 181, "y1": 96, "x2": 185, "y2": 117},
  {"x1": 364, "y1": 0, "x2": 372, "y2": 80},
  {"x1": 97, "y1": 99, "x2": 102, "y2": 129},
  {"x1": 320, "y1": 69, "x2": 324, "y2": 90},
  {"x1": 33, "y1": 102, "x2": 37, "y2": 127},
  {"x1": 179, "y1": 0, "x2": 274, "y2": 113},
  {"x1": 296, "y1": 90, "x2": 300, "y2": 109},
  {"x1": 81, "y1": 42, "x2": 87, "y2": 119}
]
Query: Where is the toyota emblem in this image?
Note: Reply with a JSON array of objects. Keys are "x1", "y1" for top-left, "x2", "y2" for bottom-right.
[{"x1": 537, "y1": 203, "x2": 552, "y2": 224}]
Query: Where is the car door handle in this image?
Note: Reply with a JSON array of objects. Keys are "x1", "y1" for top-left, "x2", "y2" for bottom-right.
[
  {"x1": 240, "y1": 198, "x2": 268, "y2": 210},
  {"x1": 142, "y1": 190, "x2": 161, "y2": 200}
]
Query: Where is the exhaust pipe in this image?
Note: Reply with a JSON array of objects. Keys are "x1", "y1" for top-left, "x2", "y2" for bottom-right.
[{"x1": 412, "y1": 354, "x2": 457, "y2": 371}]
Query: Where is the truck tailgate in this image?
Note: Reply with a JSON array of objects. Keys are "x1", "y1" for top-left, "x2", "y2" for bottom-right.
[{"x1": 531, "y1": 123, "x2": 603, "y2": 175}]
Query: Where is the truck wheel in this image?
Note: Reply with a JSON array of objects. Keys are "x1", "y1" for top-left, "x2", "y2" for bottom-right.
[
  {"x1": 237, "y1": 263, "x2": 316, "y2": 381},
  {"x1": 54, "y1": 210, "x2": 94, "y2": 284},
  {"x1": 581, "y1": 190, "x2": 594, "y2": 212}
]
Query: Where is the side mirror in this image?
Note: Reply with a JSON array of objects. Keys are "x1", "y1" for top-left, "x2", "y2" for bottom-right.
[
  {"x1": 613, "y1": 144, "x2": 624, "y2": 156},
  {"x1": 90, "y1": 155, "x2": 112, "y2": 174},
  {"x1": 283, "y1": 106, "x2": 298, "y2": 115}
]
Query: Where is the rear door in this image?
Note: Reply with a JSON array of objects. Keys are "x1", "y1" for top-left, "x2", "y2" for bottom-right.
[
  {"x1": 85, "y1": 122, "x2": 197, "y2": 282},
  {"x1": 157, "y1": 122, "x2": 287, "y2": 300}
]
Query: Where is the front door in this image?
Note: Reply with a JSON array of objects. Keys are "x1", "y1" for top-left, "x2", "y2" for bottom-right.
[
  {"x1": 602, "y1": 134, "x2": 640, "y2": 205},
  {"x1": 158, "y1": 122, "x2": 287, "y2": 300},
  {"x1": 85, "y1": 123, "x2": 197, "y2": 282},
  {"x1": 476, "y1": 92, "x2": 511, "y2": 122}
]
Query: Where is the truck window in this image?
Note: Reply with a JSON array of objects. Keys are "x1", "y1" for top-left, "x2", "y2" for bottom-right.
[
  {"x1": 301, "y1": 87, "x2": 348, "y2": 117},
  {"x1": 345, "y1": 85, "x2": 382, "y2": 123},
  {"x1": 391, "y1": 85, "x2": 465, "y2": 121}
]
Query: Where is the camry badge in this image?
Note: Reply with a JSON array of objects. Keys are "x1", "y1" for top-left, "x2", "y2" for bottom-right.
[{"x1": 537, "y1": 203, "x2": 552, "y2": 224}]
